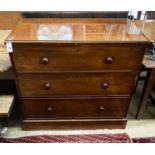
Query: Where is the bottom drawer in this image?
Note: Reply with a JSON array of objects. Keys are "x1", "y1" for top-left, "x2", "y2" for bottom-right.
[{"x1": 22, "y1": 97, "x2": 130, "y2": 119}]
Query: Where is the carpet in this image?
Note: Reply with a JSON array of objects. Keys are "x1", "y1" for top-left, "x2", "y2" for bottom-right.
[
  {"x1": 132, "y1": 137, "x2": 155, "y2": 143},
  {"x1": 0, "y1": 133, "x2": 131, "y2": 143}
]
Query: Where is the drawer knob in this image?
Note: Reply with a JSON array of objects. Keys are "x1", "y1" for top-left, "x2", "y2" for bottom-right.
[
  {"x1": 105, "y1": 57, "x2": 114, "y2": 64},
  {"x1": 47, "y1": 107, "x2": 52, "y2": 112},
  {"x1": 101, "y1": 83, "x2": 109, "y2": 89},
  {"x1": 99, "y1": 106, "x2": 105, "y2": 111},
  {"x1": 42, "y1": 57, "x2": 49, "y2": 64},
  {"x1": 45, "y1": 83, "x2": 51, "y2": 89}
]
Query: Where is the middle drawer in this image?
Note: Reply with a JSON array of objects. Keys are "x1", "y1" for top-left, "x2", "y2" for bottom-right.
[{"x1": 18, "y1": 73, "x2": 134, "y2": 97}]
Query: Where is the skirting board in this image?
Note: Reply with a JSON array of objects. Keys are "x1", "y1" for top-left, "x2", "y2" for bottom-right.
[{"x1": 23, "y1": 119, "x2": 127, "y2": 130}]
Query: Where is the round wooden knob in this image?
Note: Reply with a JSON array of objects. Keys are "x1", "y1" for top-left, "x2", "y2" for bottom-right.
[
  {"x1": 101, "y1": 83, "x2": 109, "y2": 89},
  {"x1": 105, "y1": 57, "x2": 114, "y2": 64},
  {"x1": 99, "y1": 106, "x2": 105, "y2": 111},
  {"x1": 45, "y1": 83, "x2": 51, "y2": 90},
  {"x1": 47, "y1": 107, "x2": 52, "y2": 112},
  {"x1": 41, "y1": 57, "x2": 49, "y2": 64}
]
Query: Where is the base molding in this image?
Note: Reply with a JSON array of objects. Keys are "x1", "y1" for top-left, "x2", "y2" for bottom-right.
[{"x1": 23, "y1": 119, "x2": 127, "y2": 130}]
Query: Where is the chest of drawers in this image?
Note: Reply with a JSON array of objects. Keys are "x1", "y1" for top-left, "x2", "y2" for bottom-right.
[{"x1": 6, "y1": 18, "x2": 149, "y2": 130}]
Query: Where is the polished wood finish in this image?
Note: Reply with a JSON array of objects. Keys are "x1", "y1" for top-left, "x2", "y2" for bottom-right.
[
  {"x1": 18, "y1": 73, "x2": 135, "y2": 97},
  {"x1": 22, "y1": 97, "x2": 130, "y2": 119},
  {"x1": 8, "y1": 18, "x2": 149, "y2": 129},
  {"x1": 12, "y1": 43, "x2": 146, "y2": 72},
  {"x1": 6, "y1": 18, "x2": 148, "y2": 42},
  {"x1": 23, "y1": 119, "x2": 127, "y2": 130}
]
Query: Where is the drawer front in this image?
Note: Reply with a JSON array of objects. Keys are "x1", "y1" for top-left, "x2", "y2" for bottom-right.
[
  {"x1": 13, "y1": 43, "x2": 145, "y2": 72},
  {"x1": 22, "y1": 97, "x2": 130, "y2": 119},
  {"x1": 18, "y1": 73, "x2": 134, "y2": 97}
]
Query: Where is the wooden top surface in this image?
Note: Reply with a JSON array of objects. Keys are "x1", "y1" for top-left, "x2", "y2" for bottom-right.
[
  {"x1": 0, "y1": 95, "x2": 14, "y2": 117},
  {"x1": 134, "y1": 20, "x2": 155, "y2": 42},
  {"x1": 6, "y1": 18, "x2": 148, "y2": 43}
]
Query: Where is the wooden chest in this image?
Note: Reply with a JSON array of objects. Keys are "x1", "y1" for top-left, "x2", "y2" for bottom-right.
[{"x1": 6, "y1": 18, "x2": 149, "y2": 130}]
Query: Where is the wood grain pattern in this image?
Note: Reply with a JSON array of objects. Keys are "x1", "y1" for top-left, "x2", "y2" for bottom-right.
[
  {"x1": 12, "y1": 43, "x2": 146, "y2": 72},
  {"x1": 8, "y1": 18, "x2": 149, "y2": 129},
  {"x1": 22, "y1": 97, "x2": 130, "y2": 119},
  {"x1": 18, "y1": 73, "x2": 135, "y2": 97},
  {"x1": 6, "y1": 18, "x2": 148, "y2": 42}
]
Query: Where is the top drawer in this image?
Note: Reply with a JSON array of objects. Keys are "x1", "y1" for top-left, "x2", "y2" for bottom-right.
[{"x1": 12, "y1": 43, "x2": 146, "y2": 72}]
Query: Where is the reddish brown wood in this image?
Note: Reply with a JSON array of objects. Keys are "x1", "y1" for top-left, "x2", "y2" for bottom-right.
[
  {"x1": 6, "y1": 18, "x2": 148, "y2": 42},
  {"x1": 17, "y1": 73, "x2": 135, "y2": 97},
  {"x1": 22, "y1": 97, "x2": 130, "y2": 119},
  {"x1": 23, "y1": 119, "x2": 127, "y2": 130},
  {"x1": 8, "y1": 18, "x2": 149, "y2": 130},
  {"x1": 12, "y1": 43, "x2": 146, "y2": 72}
]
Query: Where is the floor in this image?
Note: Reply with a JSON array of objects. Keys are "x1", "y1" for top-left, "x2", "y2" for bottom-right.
[{"x1": 0, "y1": 80, "x2": 155, "y2": 139}]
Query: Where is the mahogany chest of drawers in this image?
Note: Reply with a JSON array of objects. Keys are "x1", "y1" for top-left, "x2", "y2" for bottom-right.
[{"x1": 6, "y1": 18, "x2": 149, "y2": 130}]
